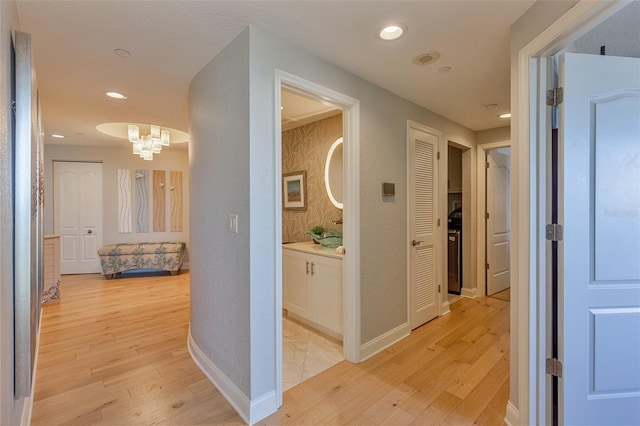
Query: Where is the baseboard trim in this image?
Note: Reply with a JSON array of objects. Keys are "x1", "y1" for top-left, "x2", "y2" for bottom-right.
[
  {"x1": 249, "y1": 390, "x2": 278, "y2": 425},
  {"x1": 360, "y1": 322, "x2": 410, "y2": 362},
  {"x1": 461, "y1": 287, "x2": 478, "y2": 298},
  {"x1": 188, "y1": 330, "x2": 251, "y2": 424},
  {"x1": 504, "y1": 400, "x2": 519, "y2": 426},
  {"x1": 440, "y1": 300, "x2": 451, "y2": 316},
  {"x1": 187, "y1": 328, "x2": 277, "y2": 425}
]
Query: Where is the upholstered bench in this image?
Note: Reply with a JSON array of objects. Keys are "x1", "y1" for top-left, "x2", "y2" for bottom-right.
[{"x1": 98, "y1": 242, "x2": 186, "y2": 279}]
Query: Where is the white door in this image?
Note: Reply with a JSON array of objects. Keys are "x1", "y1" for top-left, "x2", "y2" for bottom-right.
[
  {"x1": 54, "y1": 162, "x2": 103, "y2": 274},
  {"x1": 486, "y1": 148, "x2": 510, "y2": 295},
  {"x1": 559, "y1": 52, "x2": 640, "y2": 425},
  {"x1": 409, "y1": 126, "x2": 440, "y2": 329}
]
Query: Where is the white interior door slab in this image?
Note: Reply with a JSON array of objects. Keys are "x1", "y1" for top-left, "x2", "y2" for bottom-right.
[
  {"x1": 54, "y1": 161, "x2": 103, "y2": 274},
  {"x1": 409, "y1": 126, "x2": 440, "y2": 329},
  {"x1": 559, "y1": 52, "x2": 640, "y2": 425},
  {"x1": 486, "y1": 148, "x2": 511, "y2": 296}
]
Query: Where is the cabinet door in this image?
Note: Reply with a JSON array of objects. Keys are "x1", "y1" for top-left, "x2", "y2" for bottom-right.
[
  {"x1": 283, "y1": 250, "x2": 310, "y2": 318},
  {"x1": 310, "y1": 255, "x2": 343, "y2": 335}
]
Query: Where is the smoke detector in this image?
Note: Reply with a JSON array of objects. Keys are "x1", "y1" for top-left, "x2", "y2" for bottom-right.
[{"x1": 413, "y1": 51, "x2": 440, "y2": 66}]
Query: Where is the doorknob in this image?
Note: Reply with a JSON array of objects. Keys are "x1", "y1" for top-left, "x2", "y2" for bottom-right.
[
  {"x1": 87, "y1": 230, "x2": 92, "y2": 234},
  {"x1": 412, "y1": 240, "x2": 423, "y2": 246}
]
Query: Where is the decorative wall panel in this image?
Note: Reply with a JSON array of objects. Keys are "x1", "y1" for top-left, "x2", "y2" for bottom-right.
[
  {"x1": 170, "y1": 171, "x2": 183, "y2": 232},
  {"x1": 135, "y1": 169, "x2": 149, "y2": 233},
  {"x1": 153, "y1": 170, "x2": 166, "y2": 232},
  {"x1": 282, "y1": 113, "x2": 342, "y2": 243},
  {"x1": 117, "y1": 168, "x2": 132, "y2": 233}
]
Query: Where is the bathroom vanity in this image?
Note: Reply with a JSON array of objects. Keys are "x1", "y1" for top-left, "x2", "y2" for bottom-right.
[{"x1": 283, "y1": 242, "x2": 343, "y2": 340}]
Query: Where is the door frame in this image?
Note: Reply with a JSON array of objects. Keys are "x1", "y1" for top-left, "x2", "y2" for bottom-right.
[
  {"x1": 447, "y1": 140, "x2": 476, "y2": 299},
  {"x1": 274, "y1": 70, "x2": 361, "y2": 407},
  {"x1": 476, "y1": 141, "x2": 510, "y2": 297},
  {"x1": 516, "y1": 1, "x2": 629, "y2": 424}
]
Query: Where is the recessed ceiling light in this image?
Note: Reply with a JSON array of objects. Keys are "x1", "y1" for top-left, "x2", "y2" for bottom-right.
[
  {"x1": 499, "y1": 113, "x2": 512, "y2": 119},
  {"x1": 377, "y1": 24, "x2": 407, "y2": 41},
  {"x1": 438, "y1": 66, "x2": 452, "y2": 73},
  {"x1": 412, "y1": 51, "x2": 440, "y2": 66},
  {"x1": 485, "y1": 103, "x2": 498, "y2": 111},
  {"x1": 106, "y1": 91, "x2": 127, "y2": 99},
  {"x1": 114, "y1": 48, "x2": 130, "y2": 57},
  {"x1": 51, "y1": 134, "x2": 64, "y2": 138}
]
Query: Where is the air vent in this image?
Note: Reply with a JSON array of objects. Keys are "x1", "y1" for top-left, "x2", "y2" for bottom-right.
[{"x1": 413, "y1": 51, "x2": 440, "y2": 66}]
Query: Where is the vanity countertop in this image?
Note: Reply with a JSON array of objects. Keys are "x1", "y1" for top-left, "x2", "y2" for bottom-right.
[{"x1": 283, "y1": 241, "x2": 344, "y2": 260}]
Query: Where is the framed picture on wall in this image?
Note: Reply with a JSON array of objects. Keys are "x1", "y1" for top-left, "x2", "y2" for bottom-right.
[{"x1": 283, "y1": 171, "x2": 307, "y2": 211}]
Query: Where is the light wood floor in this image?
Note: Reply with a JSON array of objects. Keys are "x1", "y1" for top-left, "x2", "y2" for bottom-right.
[{"x1": 33, "y1": 273, "x2": 509, "y2": 425}]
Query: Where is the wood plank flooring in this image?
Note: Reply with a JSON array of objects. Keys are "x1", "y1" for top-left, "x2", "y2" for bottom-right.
[{"x1": 32, "y1": 273, "x2": 509, "y2": 425}]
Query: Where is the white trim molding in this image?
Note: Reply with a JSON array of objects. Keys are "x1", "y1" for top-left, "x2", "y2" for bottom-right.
[
  {"x1": 504, "y1": 400, "x2": 519, "y2": 426},
  {"x1": 359, "y1": 322, "x2": 411, "y2": 362},
  {"x1": 189, "y1": 329, "x2": 275, "y2": 425},
  {"x1": 460, "y1": 287, "x2": 478, "y2": 299}
]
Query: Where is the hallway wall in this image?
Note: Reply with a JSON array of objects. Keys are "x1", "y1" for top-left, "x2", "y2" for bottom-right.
[
  {"x1": 0, "y1": 1, "x2": 30, "y2": 424},
  {"x1": 189, "y1": 24, "x2": 476, "y2": 421},
  {"x1": 43, "y1": 145, "x2": 191, "y2": 265}
]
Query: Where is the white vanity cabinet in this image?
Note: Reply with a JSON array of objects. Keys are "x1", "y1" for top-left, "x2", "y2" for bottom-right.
[{"x1": 283, "y1": 242, "x2": 343, "y2": 339}]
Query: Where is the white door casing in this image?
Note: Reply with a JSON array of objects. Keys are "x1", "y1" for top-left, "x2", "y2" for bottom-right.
[
  {"x1": 54, "y1": 161, "x2": 103, "y2": 274},
  {"x1": 486, "y1": 149, "x2": 511, "y2": 295},
  {"x1": 559, "y1": 52, "x2": 640, "y2": 425},
  {"x1": 408, "y1": 124, "x2": 440, "y2": 329}
]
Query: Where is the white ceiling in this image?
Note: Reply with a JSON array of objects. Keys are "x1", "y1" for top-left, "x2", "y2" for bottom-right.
[
  {"x1": 16, "y1": 1, "x2": 535, "y2": 149},
  {"x1": 281, "y1": 89, "x2": 339, "y2": 131}
]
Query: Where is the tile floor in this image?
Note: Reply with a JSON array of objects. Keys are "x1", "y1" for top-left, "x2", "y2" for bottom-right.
[{"x1": 283, "y1": 316, "x2": 344, "y2": 391}]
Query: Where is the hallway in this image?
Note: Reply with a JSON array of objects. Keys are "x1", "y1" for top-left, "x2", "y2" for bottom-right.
[{"x1": 32, "y1": 273, "x2": 509, "y2": 425}]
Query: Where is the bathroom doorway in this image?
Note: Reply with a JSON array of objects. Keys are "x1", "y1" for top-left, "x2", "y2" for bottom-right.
[
  {"x1": 280, "y1": 88, "x2": 344, "y2": 390},
  {"x1": 275, "y1": 71, "x2": 360, "y2": 405}
]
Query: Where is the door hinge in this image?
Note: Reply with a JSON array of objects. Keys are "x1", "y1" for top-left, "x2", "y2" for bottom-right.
[
  {"x1": 437, "y1": 152, "x2": 440, "y2": 160},
  {"x1": 546, "y1": 88, "x2": 564, "y2": 106},
  {"x1": 438, "y1": 285, "x2": 441, "y2": 293},
  {"x1": 11, "y1": 100, "x2": 16, "y2": 115},
  {"x1": 486, "y1": 161, "x2": 490, "y2": 169},
  {"x1": 486, "y1": 212, "x2": 490, "y2": 219},
  {"x1": 486, "y1": 263, "x2": 490, "y2": 270},
  {"x1": 546, "y1": 357, "x2": 563, "y2": 378},
  {"x1": 546, "y1": 223, "x2": 563, "y2": 241},
  {"x1": 437, "y1": 218, "x2": 441, "y2": 227}
]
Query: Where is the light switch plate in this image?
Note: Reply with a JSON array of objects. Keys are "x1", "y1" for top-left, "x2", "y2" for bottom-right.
[{"x1": 227, "y1": 214, "x2": 238, "y2": 233}]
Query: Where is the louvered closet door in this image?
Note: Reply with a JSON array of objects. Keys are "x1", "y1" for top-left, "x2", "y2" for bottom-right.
[{"x1": 409, "y1": 126, "x2": 440, "y2": 329}]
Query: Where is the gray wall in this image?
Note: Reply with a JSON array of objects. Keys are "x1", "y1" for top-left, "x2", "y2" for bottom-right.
[
  {"x1": 43, "y1": 145, "x2": 190, "y2": 264},
  {"x1": 476, "y1": 126, "x2": 510, "y2": 145},
  {"x1": 189, "y1": 29, "x2": 252, "y2": 396},
  {"x1": 510, "y1": 0, "x2": 577, "y2": 412},
  {"x1": 189, "y1": 25, "x2": 475, "y2": 404},
  {"x1": 0, "y1": 1, "x2": 28, "y2": 423}
]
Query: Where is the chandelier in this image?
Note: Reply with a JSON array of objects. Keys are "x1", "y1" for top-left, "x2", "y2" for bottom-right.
[{"x1": 128, "y1": 124, "x2": 170, "y2": 161}]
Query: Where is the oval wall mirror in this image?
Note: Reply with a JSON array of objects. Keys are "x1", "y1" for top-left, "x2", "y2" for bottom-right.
[{"x1": 325, "y1": 137, "x2": 343, "y2": 209}]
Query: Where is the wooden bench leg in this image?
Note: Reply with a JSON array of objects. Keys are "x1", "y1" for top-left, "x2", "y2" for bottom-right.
[
  {"x1": 103, "y1": 273, "x2": 115, "y2": 280},
  {"x1": 170, "y1": 271, "x2": 178, "y2": 276}
]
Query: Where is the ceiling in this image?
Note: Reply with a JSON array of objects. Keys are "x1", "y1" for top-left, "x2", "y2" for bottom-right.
[
  {"x1": 281, "y1": 89, "x2": 339, "y2": 132},
  {"x1": 16, "y1": 1, "x2": 535, "y2": 150}
]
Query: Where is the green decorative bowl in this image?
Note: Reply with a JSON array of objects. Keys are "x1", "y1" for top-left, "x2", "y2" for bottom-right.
[{"x1": 309, "y1": 231, "x2": 343, "y2": 248}]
